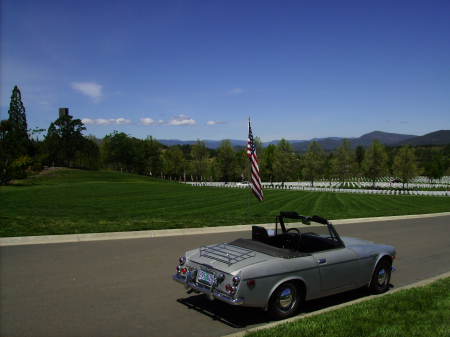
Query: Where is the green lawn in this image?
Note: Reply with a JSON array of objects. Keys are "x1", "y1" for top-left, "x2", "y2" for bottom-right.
[
  {"x1": 246, "y1": 277, "x2": 450, "y2": 337},
  {"x1": 1, "y1": 169, "x2": 449, "y2": 237}
]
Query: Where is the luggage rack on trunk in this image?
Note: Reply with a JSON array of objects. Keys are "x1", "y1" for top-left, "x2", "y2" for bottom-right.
[{"x1": 199, "y1": 243, "x2": 255, "y2": 266}]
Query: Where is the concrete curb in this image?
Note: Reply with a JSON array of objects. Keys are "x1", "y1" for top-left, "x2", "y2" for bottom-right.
[
  {"x1": 222, "y1": 270, "x2": 450, "y2": 337},
  {"x1": 1, "y1": 212, "x2": 449, "y2": 246}
]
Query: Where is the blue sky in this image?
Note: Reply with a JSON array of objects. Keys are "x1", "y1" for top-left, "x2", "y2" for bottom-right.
[{"x1": 2, "y1": 1, "x2": 449, "y2": 142}]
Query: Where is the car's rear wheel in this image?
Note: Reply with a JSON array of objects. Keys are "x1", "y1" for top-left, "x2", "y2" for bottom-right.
[
  {"x1": 268, "y1": 281, "x2": 301, "y2": 320},
  {"x1": 369, "y1": 260, "x2": 391, "y2": 294}
]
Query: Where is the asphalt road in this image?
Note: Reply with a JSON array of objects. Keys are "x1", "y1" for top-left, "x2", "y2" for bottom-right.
[{"x1": 1, "y1": 215, "x2": 450, "y2": 337}]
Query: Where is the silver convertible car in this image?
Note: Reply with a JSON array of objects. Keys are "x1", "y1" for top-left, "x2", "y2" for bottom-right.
[{"x1": 172, "y1": 212, "x2": 396, "y2": 319}]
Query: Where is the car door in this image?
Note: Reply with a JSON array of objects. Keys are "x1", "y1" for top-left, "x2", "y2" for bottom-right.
[{"x1": 313, "y1": 247, "x2": 360, "y2": 292}]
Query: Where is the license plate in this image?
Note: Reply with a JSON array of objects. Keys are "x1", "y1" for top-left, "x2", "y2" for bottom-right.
[{"x1": 197, "y1": 268, "x2": 215, "y2": 285}]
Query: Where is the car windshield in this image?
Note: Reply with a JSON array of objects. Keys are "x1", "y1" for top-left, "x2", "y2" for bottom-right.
[
  {"x1": 274, "y1": 212, "x2": 345, "y2": 249},
  {"x1": 282, "y1": 220, "x2": 332, "y2": 237}
]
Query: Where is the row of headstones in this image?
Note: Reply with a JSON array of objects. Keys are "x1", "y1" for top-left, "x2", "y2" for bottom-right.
[
  {"x1": 339, "y1": 181, "x2": 450, "y2": 189},
  {"x1": 188, "y1": 183, "x2": 449, "y2": 196},
  {"x1": 323, "y1": 176, "x2": 450, "y2": 185}
]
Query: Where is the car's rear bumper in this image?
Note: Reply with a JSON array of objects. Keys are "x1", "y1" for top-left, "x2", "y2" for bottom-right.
[{"x1": 172, "y1": 274, "x2": 245, "y2": 306}]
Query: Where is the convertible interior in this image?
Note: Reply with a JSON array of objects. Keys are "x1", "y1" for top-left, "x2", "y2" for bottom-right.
[{"x1": 229, "y1": 212, "x2": 345, "y2": 258}]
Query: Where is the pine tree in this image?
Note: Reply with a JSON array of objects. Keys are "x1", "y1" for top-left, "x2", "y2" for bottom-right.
[
  {"x1": 7, "y1": 86, "x2": 30, "y2": 157},
  {"x1": 1, "y1": 86, "x2": 30, "y2": 183},
  {"x1": 8, "y1": 86, "x2": 28, "y2": 131}
]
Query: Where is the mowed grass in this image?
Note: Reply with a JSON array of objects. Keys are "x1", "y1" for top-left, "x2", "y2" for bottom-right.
[
  {"x1": 246, "y1": 277, "x2": 450, "y2": 337},
  {"x1": 1, "y1": 169, "x2": 449, "y2": 237}
]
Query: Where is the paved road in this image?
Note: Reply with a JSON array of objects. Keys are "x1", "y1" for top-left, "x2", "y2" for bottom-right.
[{"x1": 1, "y1": 215, "x2": 450, "y2": 337}]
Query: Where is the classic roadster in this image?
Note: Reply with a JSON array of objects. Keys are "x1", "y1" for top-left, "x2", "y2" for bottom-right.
[{"x1": 172, "y1": 212, "x2": 396, "y2": 319}]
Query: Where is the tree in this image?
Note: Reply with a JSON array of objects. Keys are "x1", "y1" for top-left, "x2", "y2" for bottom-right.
[
  {"x1": 163, "y1": 146, "x2": 185, "y2": 180},
  {"x1": 8, "y1": 86, "x2": 30, "y2": 158},
  {"x1": 0, "y1": 119, "x2": 14, "y2": 183},
  {"x1": 392, "y1": 145, "x2": 419, "y2": 189},
  {"x1": 263, "y1": 144, "x2": 276, "y2": 183},
  {"x1": 1, "y1": 86, "x2": 31, "y2": 183},
  {"x1": 355, "y1": 146, "x2": 365, "y2": 171},
  {"x1": 102, "y1": 131, "x2": 134, "y2": 172},
  {"x1": 324, "y1": 152, "x2": 335, "y2": 185},
  {"x1": 45, "y1": 115, "x2": 86, "y2": 167},
  {"x1": 273, "y1": 139, "x2": 296, "y2": 186},
  {"x1": 362, "y1": 139, "x2": 389, "y2": 188},
  {"x1": 302, "y1": 140, "x2": 323, "y2": 187},
  {"x1": 83, "y1": 137, "x2": 100, "y2": 169},
  {"x1": 144, "y1": 135, "x2": 163, "y2": 177},
  {"x1": 443, "y1": 144, "x2": 450, "y2": 157},
  {"x1": 190, "y1": 139, "x2": 210, "y2": 179},
  {"x1": 216, "y1": 140, "x2": 235, "y2": 182},
  {"x1": 235, "y1": 149, "x2": 248, "y2": 182},
  {"x1": 423, "y1": 154, "x2": 445, "y2": 183},
  {"x1": 332, "y1": 139, "x2": 356, "y2": 182}
]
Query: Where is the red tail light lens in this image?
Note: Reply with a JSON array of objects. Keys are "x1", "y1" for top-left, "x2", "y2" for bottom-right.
[
  {"x1": 225, "y1": 284, "x2": 237, "y2": 294},
  {"x1": 232, "y1": 276, "x2": 241, "y2": 285}
]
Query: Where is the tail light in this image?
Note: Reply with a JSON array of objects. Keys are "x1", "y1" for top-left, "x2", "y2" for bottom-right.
[
  {"x1": 225, "y1": 284, "x2": 237, "y2": 294},
  {"x1": 232, "y1": 276, "x2": 241, "y2": 285},
  {"x1": 179, "y1": 257, "x2": 186, "y2": 265}
]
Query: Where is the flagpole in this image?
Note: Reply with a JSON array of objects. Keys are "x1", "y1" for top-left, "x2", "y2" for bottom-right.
[{"x1": 248, "y1": 117, "x2": 251, "y2": 217}]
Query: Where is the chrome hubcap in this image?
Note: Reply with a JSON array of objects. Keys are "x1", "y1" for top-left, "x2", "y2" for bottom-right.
[
  {"x1": 278, "y1": 285, "x2": 296, "y2": 312},
  {"x1": 377, "y1": 268, "x2": 387, "y2": 286}
]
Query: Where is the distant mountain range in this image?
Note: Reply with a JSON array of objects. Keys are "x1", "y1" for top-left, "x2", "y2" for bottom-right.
[{"x1": 157, "y1": 130, "x2": 450, "y2": 151}]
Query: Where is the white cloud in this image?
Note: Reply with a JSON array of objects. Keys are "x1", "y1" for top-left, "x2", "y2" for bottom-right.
[
  {"x1": 166, "y1": 114, "x2": 197, "y2": 126},
  {"x1": 140, "y1": 118, "x2": 164, "y2": 125},
  {"x1": 206, "y1": 121, "x2": 227, "y2": 125},
  {"x1": 229, "y1": 88, "x2": 243, "y2": 94},
  {"x1": 140, "y1": 114, "x2": 196, "y2": 126},
  {"x1": 71, "y1": 82, "x2": 103, "y2": 101},
  {"x1": 82, "y1": 118, "x2": 130, "y2": 126}
]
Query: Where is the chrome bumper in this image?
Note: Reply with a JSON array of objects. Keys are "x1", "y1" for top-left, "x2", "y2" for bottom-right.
[{"x1": 172, "y1": 274, "x2": 245, "y2": 306}]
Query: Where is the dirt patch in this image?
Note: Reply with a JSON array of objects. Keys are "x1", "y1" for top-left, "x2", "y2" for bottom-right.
[{"x1": 32, "y1": 167, "x2": 67, "y2": 177}]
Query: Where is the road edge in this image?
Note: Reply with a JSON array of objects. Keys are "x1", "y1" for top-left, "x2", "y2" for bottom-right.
[{"x1": 1, "y1": 212, "x2": 449, "y2": 246}]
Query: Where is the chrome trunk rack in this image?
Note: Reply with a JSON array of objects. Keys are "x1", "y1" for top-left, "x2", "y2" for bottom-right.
[{"x1": 199, "y1": 243, "x2": 255, "y2": 266}]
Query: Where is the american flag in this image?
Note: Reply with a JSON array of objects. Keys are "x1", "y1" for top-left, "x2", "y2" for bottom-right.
[{"x1": 247, "y1": 119, "x2": 263, "y2": 201}]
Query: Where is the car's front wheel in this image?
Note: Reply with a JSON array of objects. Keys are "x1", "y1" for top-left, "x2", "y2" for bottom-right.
[
  {"x1": 369, "y1": 260, "x2": 392, "y2": 294},
  {"x1": 268, "y1": 282, "x2": 301, "y2": 320}
]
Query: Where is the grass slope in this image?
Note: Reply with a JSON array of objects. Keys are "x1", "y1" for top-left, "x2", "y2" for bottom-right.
[
  {"x1": 1, "y1": 169, "x2": 449, "y2": 237},
  {"x1": 246, "y1": 277, "x2": 450, "y2": 337}
]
